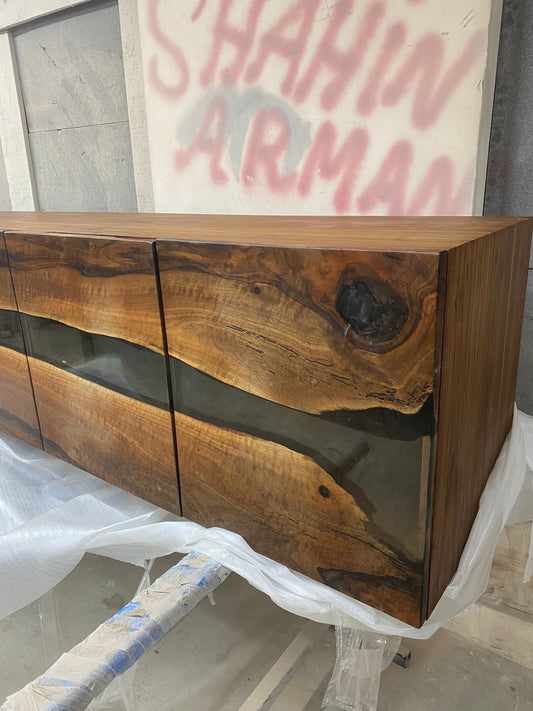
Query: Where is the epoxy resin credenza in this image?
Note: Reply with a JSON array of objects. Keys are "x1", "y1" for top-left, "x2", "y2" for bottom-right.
[{"x1": 0, "y1": 214, "x2": 531, "y2": 627}]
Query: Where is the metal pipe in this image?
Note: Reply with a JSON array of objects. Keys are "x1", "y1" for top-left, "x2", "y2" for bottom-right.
[{"x1": 2, "y1": 551, "x2": 229, "y2": 711}]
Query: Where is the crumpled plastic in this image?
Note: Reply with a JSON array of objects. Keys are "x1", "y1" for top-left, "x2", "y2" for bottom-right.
[
  {"x1": 0, "y1": 406, "x2": 532, "y2": 640},
  {"x1": 322, "y1": 609, "x2": 401, "y2": 711}
]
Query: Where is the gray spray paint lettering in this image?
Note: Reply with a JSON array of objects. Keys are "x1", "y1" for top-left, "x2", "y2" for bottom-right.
[{"x1": 176, "y1": 86, "x2": 311, "y2": 180}]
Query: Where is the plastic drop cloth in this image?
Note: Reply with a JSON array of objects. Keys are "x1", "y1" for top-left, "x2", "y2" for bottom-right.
[{"x1": 0, "y1": 406, "x2": 532, "y2": 640}]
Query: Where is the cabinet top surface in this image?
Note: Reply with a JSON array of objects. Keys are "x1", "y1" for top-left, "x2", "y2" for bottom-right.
[{"x1": 0, "y1": 213, "x2": 530, "y2": 251}]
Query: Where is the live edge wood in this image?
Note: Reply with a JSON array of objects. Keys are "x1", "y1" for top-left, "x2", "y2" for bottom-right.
[
  {"x1": 4, "y1": 231, "x2": 180, "y2": 514},
  {"x1": 29, "y1": 357, "x2": 179, "y2": 511},
  {"x1": 157, "y1": 243, "x2": 439, "y2": 415},
  {"x1": 157, "y1": 239, "x2": 443, "y2": 625},
  {"x1": 0, "y1": 234, "x2": 41, "y2": 448},
  {"x1": 4, "y1": 233, "x2": 166, "y2": 352},
  {"x1": 0, "y1": 214, "x2": 530, "y2": 627},
  {"x1": 0, "y1": 345, "x2": 42, "y2": 448},
  {"x1": 177, "y1": 411, "x2": 424, "y2": 626}
]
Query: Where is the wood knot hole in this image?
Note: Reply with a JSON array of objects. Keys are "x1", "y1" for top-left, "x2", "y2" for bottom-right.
[{"x1": 335, "y1": 277, "x2": 408, "y2": 342}]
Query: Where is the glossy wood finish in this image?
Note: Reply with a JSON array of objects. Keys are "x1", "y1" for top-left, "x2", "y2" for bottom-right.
[
  {"x1": 0, "y1": 214, "x2": 530, "y2": 627},
  {"x1": 154, "y1": 216, "x2": 531, "y2": 625},
  {"x1": 176, "y1": 411, "x2": 424, "y2": 627},
  {"x1": 5, "y1": 231, "x2": 180, "y2": 513},
  {"x1": 427, "y1": 221, "x2": 533, "y2": 614},
  {"x1": 158, "y1": 240, "x2": 439, "y2": 624},
  {"x1": 0, "y1": 234, "x2": 41, "y2": 447},
  {"x1": 5, "y1": 233, "x2": 165, "y2": 352},
  {"x1": 157, "y1": 244, "x2": 440, "y2": 415},
  {"x1": 29, "y1": 357, "x2": 177, "y2": 508},
  {"x1": 0, "y1": 345, "x2": 42, "y2": 447}
]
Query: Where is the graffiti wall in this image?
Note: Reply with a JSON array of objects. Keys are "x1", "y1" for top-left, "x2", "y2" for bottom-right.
[{"x1": 139, "y1": 0, "x2": 492, "y2": 215}]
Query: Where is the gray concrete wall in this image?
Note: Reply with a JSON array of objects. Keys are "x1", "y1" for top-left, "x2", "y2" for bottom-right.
[
  {"x1": 484, "y1": 0, "x2": 533, "y2": 414},
  {"x1": 0, "y1": 139, "x2": 11, "y2": 211},
  {"x1": 12, "y1": 0, "x2": 136, "y2": 212},
  {"x1": 480, "y1": 0, "x2": 533, "y2": 627}
]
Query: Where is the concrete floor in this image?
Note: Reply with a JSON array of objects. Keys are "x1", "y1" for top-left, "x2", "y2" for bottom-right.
[{"x1": 0, "y1": 553, "x2": 532, "y2": 710}]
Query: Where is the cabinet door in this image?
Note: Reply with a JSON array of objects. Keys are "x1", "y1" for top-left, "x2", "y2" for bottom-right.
[
  {"x1": 0, "y1": 234, "x2": 42, "y2": 448},
  {"x1": 6, "y1": 232, "x2": 180, "y2": 513},
  {"x1": 157, "y1": 241, "x2": 440, "y2": 626}
]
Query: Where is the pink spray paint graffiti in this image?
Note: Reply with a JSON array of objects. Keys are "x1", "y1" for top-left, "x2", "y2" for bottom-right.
[
  {"x1": 381, "y1": 31, "x2": 486, "y2": 129},
  {"x1": 146, "y1": 0, "x2": 486, "y2": 215},
  {"x1": 297, "y1": 122, "x2": 369, "y2": 214},
  {"x1": 292, "y1": 0, "x2": 387, "y2": 110},
  {"x1": 242, "y1": 107, "x2": 297, "y2": 192},
  {"x1": 147, "y1": 0, "x2": 189, "y2": 99}
]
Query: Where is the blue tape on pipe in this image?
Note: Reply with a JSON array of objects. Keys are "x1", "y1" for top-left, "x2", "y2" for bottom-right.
[{"x1": 1, "y1": 553, "x2": 229, "y2": 711}]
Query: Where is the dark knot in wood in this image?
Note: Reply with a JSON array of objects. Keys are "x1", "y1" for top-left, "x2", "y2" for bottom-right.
[{"x1": 335, "y1": 278, "x2": 408, "y2": 343}]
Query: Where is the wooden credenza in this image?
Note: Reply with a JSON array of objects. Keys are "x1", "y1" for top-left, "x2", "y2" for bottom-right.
[{"x1": 0, "y1": 213, "x2": 530, "y2": 627}]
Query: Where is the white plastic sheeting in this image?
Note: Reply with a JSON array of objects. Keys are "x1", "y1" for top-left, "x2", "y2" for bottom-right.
[{"x1": 0, "y1": 407, "x2": 532, "y2": 640}]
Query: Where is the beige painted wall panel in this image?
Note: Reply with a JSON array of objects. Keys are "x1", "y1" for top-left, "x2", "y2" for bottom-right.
[{"x1": 137, "y1": 0, "x2": 495, "y2": 216}]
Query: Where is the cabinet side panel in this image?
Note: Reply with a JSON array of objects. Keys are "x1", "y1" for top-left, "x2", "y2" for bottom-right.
[{"x1": 428, "y1": 222, "x2": 533, "y2": 614}]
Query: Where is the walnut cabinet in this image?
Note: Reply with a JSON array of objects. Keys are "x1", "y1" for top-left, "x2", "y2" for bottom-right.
[{"x1": 0, "y1": 213, "x2": 530, "y2": 627}]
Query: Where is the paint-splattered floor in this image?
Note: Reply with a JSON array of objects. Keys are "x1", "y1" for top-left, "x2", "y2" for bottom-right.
[{"x1": 0, "y1": 553, "x2": 531, "y2": 710}]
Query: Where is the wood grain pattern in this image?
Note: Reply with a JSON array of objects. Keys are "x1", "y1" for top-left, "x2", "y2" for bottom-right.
[
  {"x1": 176, "y1": 411, "x2": 423, "y2": 626},
  {"x1": 5, "y1": 233, "x2": 164, "y2": 353},
  {"x1": 5, "y1": 231, "x2": 179, "y2": 507},
  {"x1": 0, "y1": 345, "x2": 41, "y2": 447},
  {"x1": 0, "y1": 234, "x2": 41, "y2": 448},
  {"x1": 161, "y1": 239, "x2": 437, "y2": 625},
  {"x1": 0, "y1": 215, "x2": 530, "y2": 627},
  {"x1": 428, "y1": 221, "x2": 533, "y2": 614},
  {"x1": 0, "y1": 234, "x2": 16, "y2": 310},
  {"x1": 0, "y1": 212, "x2": 529, "y2": 250},
  {"x1": 30, "y1": 357, "x2": 180, "y2": 513},
  {"x1": 158, "y1": 243, "x2": 439, "y2": 415}
]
